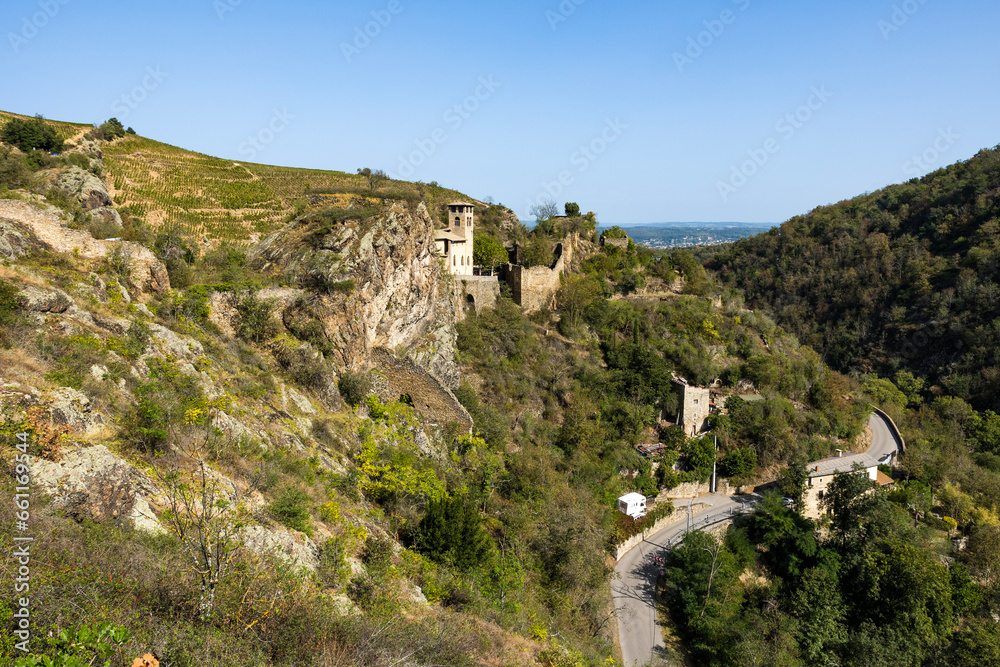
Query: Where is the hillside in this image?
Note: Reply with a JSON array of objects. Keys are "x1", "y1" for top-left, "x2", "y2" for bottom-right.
[
  {"x1": 101, "y1": 134, "x2": 476, "y2": 243},
  {"x1": 711, "y1": 146, "x2": 1000, "y2": 412},
  {"x1": 10, "y1": 113, "x2": 1000, "y2": 666}
]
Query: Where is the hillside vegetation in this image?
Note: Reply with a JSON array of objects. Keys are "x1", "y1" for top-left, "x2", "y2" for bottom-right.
[
  {"x1": 711, "y1": 146, "x2": 1000, "y2": 412},
  {"x1": 10, "y1": 113, "x2": 1000, "y2": 666},
  {"x1": 102, "y1": 134, "x2": 475, "y2": 243}
]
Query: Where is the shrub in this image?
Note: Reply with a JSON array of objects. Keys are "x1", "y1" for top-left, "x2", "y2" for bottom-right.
[
  {"x1": 338, "y1": 370, "x2": 371, "y2": 407},
  {"x1": 267, "y1": 489, "x2": 313, "y2": 536},
  {"x1": 107, "y1": 244, "x2": 134, "y2": 283},
  {"x1": 0, "y1": 148, "x2": 31, "y2": 188},
  {"x1": 0, "y1": 279, "x2": 27, "y2": 348},
  {"x1": 231, "y1": 290, "x2": 277, "y2": 344},
  {"x1": 316, "y1": 536, "x2": 351, "y2": 589},
  {"x1": 360, "y1": 535, "x2": 394, "y2": 577}
]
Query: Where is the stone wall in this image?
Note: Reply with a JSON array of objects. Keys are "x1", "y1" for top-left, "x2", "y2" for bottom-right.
[
  {"x1": 658, "y1": 478, "x2": 740, "y2": 500},
  {"x1": 506, "y1": 235, "x2": 576, "y2": 313},
  {"x1": 613, "y1": 511, "x2": 678, "y2": 561},
  {"x1": 369, "y1": 348, "x2": 473, "y2": 432},
  {"x1": 458, "y1": 276, "x2": 500, "y2": 318}
]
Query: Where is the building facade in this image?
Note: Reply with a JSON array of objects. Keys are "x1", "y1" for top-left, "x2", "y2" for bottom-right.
[
  {"x1": 435, "y1": 202, "x2": 475, "y2": 276},
  {"x1": 675, "y1": 380, "x2": 711, "y2": 437}
]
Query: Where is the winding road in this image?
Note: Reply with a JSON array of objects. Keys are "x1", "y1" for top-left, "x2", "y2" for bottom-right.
[{"x1": 612, "y1": 412, "x2": 902, "y2": 666}]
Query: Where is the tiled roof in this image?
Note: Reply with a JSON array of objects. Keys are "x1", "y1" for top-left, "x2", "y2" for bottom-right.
[
  {"x1": 876, "y1": 470, "x2": 895, "y2": 486},
  {"x1": 435, "y1": 229, "x2": 467, "y2": 242},
  {"x1": 808, "y1": 452, "x2": 881, "y2": 478}
]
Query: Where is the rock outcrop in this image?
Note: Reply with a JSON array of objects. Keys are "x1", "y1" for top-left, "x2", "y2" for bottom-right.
[
  {"x1": 31, "y1": 445, "x2": 162, "y2": 533},
  {"x1": 54, "y1": 166, "x2": 113, "y2": 210},
  {"x1": 0, "y1": 199, "x2": 169, "y2": 294},
  {"x1": 248, "y1": 200, "x2": 460, "y2": 387}
]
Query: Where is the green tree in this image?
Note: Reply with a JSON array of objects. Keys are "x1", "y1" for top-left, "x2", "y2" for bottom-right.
[
  {"x1": 601, "y1": 225, "x2": 627, "y2": 240},
  {"x1": 893, "y1": 370, "x2": 925, "y2": 407},
  {"x1": 356, "y1": 167, "x2": 388, "y2": 192},
  {"x1": 789, "y1": 567, "x2": 847, "y2": 666},
  {"x1": 862, "y1": 376, "x2": 908, "y2": 409},
  {"x1": 564, "y1": 202, "x2": 580, "y2": 217},
  {"x1": 1, "y1": 115, "x2": 64, "y2": 153},
  {"x1": 721, "y1": 446, "x2": 757, "y2": 481},
  {"x1": 778, "y1": 456, "x2": 810, "y2": 509},
  {"x1": 231, "y1": 290, "x2": 277, "y2": 344},
  {"x1": 416, "y1": 495, "x2": 494, "y2": 570},
  {"x1": 952, "y1": 617, "x2": 1000, "y2": 665},
  {"x1": 822, "y1": 464, "x2": 895, "y2": 550},
  {"x1": 967, "y1": 410, "x2": 1000, "y2": 454},
  {"x1": 473, "y1": 233, "x2": 508, "y2": 271},
  {"x1": 962, "y1": 523, "x2": 1000, "y2": 586},
  {"x1": 522, "y1": 234, "x2": 554, "y2": 269}
]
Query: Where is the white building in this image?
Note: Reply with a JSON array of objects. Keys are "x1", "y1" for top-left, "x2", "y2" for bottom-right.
[
  {"x1": 803, "y1": 451, "x2": 881, "y2": 518},
  {"x1": 617, "y1": 492, "x2": 647, "y2": 519},
  {"x1": 435, "y1": 202, "x2": 475, "y2": 276}
]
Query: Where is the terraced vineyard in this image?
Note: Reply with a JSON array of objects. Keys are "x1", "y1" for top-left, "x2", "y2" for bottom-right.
[{"x1": 102, "y1": 134, "x2": 471, "y2": 243}]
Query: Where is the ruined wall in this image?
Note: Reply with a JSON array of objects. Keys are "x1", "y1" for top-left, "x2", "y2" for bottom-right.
[
  {"x1": 458, "y1": 276, "x2": 500, "y2": 318},
  {"x1": 369, "y1": 348, "x2": 473, "y2": 432},
  {"x1": 506, "y1": 235, "x2": 576, "y2": 313}
]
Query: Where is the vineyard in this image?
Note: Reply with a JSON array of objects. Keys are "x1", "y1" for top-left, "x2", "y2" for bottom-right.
[{"x1": 101, "y1": 134, "x2": 473, "y2": 244}]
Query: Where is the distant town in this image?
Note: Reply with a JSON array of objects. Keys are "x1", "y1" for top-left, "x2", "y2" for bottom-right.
[{"x1": 607, "y1": 222, "x2": 778, "y2": 249}]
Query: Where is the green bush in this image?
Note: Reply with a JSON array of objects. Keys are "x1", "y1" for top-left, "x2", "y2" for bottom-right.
[
  {"x1": 1, "y1": 115, "x2": 64, "y2": 153},
  {"x1": 232, "y1": 290, "x2": 277, "y2": 344},
  {"x1": 360, "y1": 535, "x2": 394, "y2": 577},
  {"x1": 338, "y1": 369, "x2": 371, "y2": 407},
  {"x1": 316, "y1": 536, "x2": 351, "y2": 589},
  {"x1": 267, "y1": 489, "x2": 313, "y2": 536},
  {"x1": 0, "y1": 279, "x2": 26, "y2": 348},
  {"x1": 0, "y1": 148, "x2": 31, "y2": 188}
]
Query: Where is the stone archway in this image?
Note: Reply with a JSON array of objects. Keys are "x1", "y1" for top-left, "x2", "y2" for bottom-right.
[{"x1": 465, "y1": 293, "x2": 476, "y2": 315}]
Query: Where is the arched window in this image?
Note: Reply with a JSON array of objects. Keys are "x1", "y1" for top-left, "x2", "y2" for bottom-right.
[{"x1": 452, "y1": 256, "x2": 456, "y2": 266}]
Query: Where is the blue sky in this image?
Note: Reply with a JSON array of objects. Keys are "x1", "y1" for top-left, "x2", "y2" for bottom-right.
[{"x1": 2, "y1": 0, "x2": 997, "y2": 224}]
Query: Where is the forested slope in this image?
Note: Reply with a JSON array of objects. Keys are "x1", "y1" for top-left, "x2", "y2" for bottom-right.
[{"x1": 711, "y1": 146, "x2": 1000, "y2": 411}]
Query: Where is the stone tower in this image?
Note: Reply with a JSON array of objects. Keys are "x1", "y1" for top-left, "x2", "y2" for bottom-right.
[
  {"x1": 435, "y1": 202, "x2": 475, "y2": 276},
  {"x1": 675, "y1": 380, "x2": 710, "y2": 437}
]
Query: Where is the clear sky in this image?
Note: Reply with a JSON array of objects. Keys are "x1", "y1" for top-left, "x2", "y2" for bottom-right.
[{"x1": 2, "y1": 0, "x2": 997, "y2": 224}]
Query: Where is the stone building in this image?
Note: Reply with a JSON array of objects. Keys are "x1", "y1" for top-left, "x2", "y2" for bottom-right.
[
  {"x1": 674, "y1": 379, "x2": 710, "y2": 437},
  {"x1": 435, "y1": 202, "x2": 475, "y2": 276}
]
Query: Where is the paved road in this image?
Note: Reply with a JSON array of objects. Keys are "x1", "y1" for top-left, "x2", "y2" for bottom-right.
[{"x1": 612, "y1": 412, "x2": 900, "y2": 667}]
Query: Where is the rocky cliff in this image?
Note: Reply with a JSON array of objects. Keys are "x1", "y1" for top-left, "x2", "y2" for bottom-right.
[{"x1": 248, "y1": 199, "x2": 461, "y2": 388}]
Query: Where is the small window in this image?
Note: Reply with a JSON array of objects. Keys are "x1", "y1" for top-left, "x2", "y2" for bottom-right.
[{"x1": 452, "y1": 256, "x2": 456, "y2": 266}]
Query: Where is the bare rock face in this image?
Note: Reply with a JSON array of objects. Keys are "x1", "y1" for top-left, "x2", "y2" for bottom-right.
[
  {"x1": 46, "y1": 387, "x2": 104, "y2": 435},
  {"x1": 0, "y1": 200, "x2": 169, "y2": 295},
  {"x1": 54, "y1": 167, "x2": 113, "y2": 210},
  {"x1": 241, "y1": 524, "x2": 318, "y2": 571},
  {"x1": 0, "y1": 219, "x2": 45, "y2": 260},
  {"x1": 89, "y1": 206, "x2": 123, "y2": 229},
  {"x1": 31, "y1": 445, "x2": 162, "y2": 533},
  {"x1": 19, "y1": 285, "x2": 73, "y2": 313},
  {"x1": 248, "y1": 201, "x2": 460, "y2": 386}
]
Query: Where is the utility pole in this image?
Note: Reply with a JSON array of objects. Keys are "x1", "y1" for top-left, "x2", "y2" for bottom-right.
[{"x1": 711, "y1": 435, "x2": 718, "y2": 494}]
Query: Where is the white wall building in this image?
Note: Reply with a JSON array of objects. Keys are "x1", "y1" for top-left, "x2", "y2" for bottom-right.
[{"x1": 435, "y1": 202, "x2": 475, "y2": 276}]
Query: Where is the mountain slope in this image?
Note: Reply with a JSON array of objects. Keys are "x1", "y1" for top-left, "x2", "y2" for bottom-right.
[
  {"x1": 711, "y1": 145, "x2": 1000, "y2": 410},
  {"x1": 101, "y1": 133, "x2": 473, "y2": 243}
]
